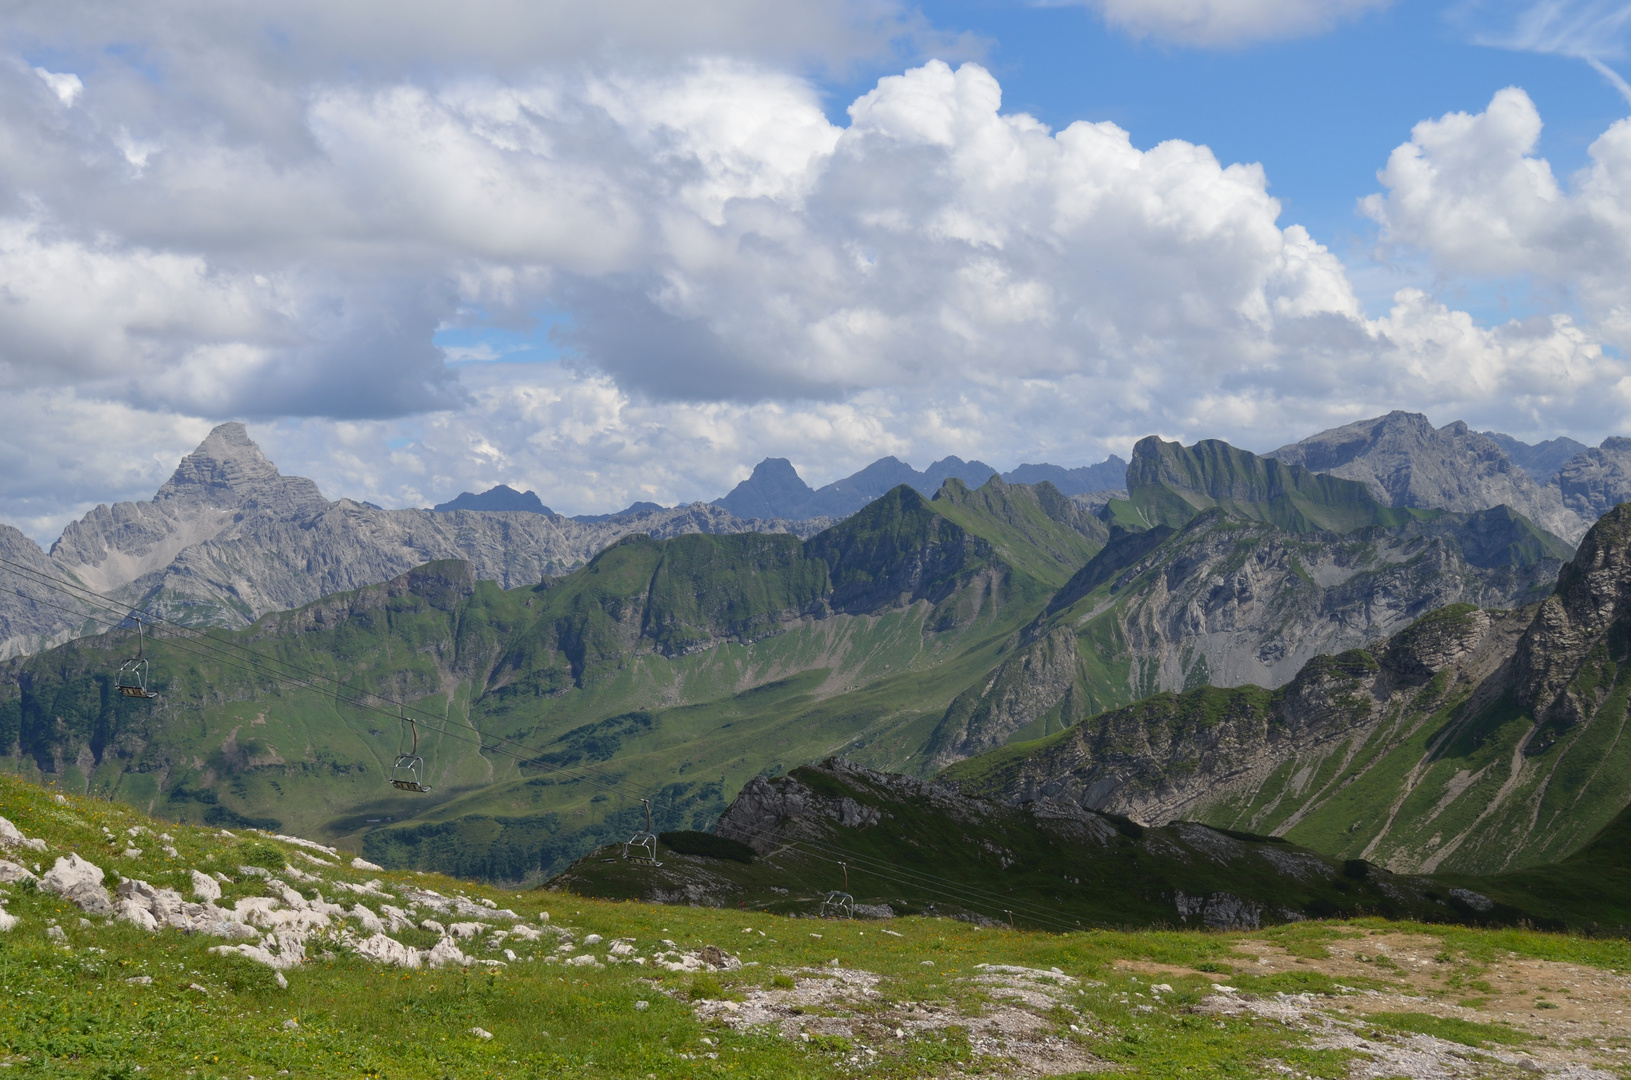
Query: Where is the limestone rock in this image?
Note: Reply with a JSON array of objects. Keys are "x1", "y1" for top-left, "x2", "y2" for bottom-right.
[
  {"x1": 0, "y1": 816, "x2": 47, "y2": 852},
  {"x1": 1551, "y1": 437, "x2": 1631, "y2": 523},
  {"x1": 0, "y1": 859, "x2": 39, "y2": 885},
  {"x1": 353, "y1": 932, "x2": 420, "y2": 968},
  {"x1": 41, "y1": 854, "x2": 113, "y2": 916},
  {"x1": 425, "y1": 936, "x2": 470, "y2": 968},
  {"x1": 1271, "y1": 411, "x2": 1587, "y2": 542},
  {"x1": 0, "y1": 906, "x2": 16, "y2": 932},
  {"x1": 190, "y1": 869, "x2": 222, "y2": 902}
]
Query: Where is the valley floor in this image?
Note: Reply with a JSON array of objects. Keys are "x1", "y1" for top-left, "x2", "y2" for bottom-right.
[{"x1": 3, "y1": 777, "x2": 1630, "y2": 1079}]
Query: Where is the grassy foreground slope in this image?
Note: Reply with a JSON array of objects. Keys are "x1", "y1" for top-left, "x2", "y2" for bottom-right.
[
  {"x1": 9, "y1": 774, "x2": 1631, "y2": 1079},
  {"x1": 0, "y1": 479, "x2": 1101, "y2": 881}
]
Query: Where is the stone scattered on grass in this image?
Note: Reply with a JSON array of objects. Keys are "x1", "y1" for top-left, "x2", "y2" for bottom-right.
[
  {"x1": 0, "y1": 861, "x2": 35, "y2": 885},
  {"x1": 351, "y1": 857, "x2": 383, "y2": 871},
  {"x1": 190, "y1": 870, "x2": 222, "y2": 902},
  {"x1": 41, "y1": 854, "x2": 113, "y2": 915},
  {"x1": 470, "y1": 1027, "x2": 493, "y2": 1040},
  {"x1": 0, "y1": 816, "x2": 47, "y2": 852}
]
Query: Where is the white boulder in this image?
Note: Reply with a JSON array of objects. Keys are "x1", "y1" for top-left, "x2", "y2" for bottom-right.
[
  {"x1": 190, "y1": 870, "x2": 222, "y2": 902},
  {"x1": 353, "y1": 932, "x2": 421, "y2": 968},
  {"x1": 0, "y1": 860, "x2": 39, "y2": 885},
  {"x1": 0, "y1": 816, "x2": 47, "y2": 852},
  {"x1": 425, "y1": 937, "x2": 470, "y2": 968},
  {"x1": 42, "y1": 854, "x2": 113, "y2": 915}
]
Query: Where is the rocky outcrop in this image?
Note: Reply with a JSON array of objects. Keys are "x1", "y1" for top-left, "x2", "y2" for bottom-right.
[
  {"x1": 1551, "y1": 437, "x2": 1631, "y2": 524},
  {"x1": 1512, "y1": 503, "x2": 1631, "y2": 737},
  {"x1": 41, "y1": 853, "x2": 115, "y2": 915},
  {"x1": 1271, "y1": 412, "x2": 1586, "y2": 542},
  {"x1": 561, "y1": 758, "x2": 1467, "y2": 929},
  {"x1": 925, "y1": 626, "x2": 1081, "y2": 769}
]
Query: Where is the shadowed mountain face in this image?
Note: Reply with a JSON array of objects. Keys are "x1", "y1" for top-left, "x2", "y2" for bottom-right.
[
  {"x1": 715, "y1": 455, "x2": 1002, "y2": 520},
  {"x1": 1482, "y1": 432, "x2": 1588, "y2": 484},
  {"x1": 1003, "y1": 458, "x2": 1128, "y2": 495},
  {"x1": 944, "y1": 503, "x2": 1631, "y2": 878},
  {"x1": 432, "y1": 485, "x2": 553, "y2": 514},
  {"x1": 714, "y1": 454, "x2": 1130, "y2": 521},
  {"x1": 550, "y1": 758, "x2": 1525, "y2": 930}
]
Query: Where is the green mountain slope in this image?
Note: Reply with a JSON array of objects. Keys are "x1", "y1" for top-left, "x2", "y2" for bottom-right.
[
  {"x1": 919, "y1": 436, "x2": 1571, "y2": 766},
  {"x1": 944, "y1": 503, "x2": 1631, "y2": 876},
  {"x1": 0, "y1": 479, "x2": 1101, "y2": 881}
]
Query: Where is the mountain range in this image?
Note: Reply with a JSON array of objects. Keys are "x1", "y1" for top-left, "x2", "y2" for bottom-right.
[
  {"x1": 710, "y1": 454, "x2": 1130, "y2": 521},
  {"x1": 0, "y1": 424, "x2": 830, "y2": 660},
  {"x1": 6, "y1": 409, "x2": 1631, "y2": 894},
  {"x1": 0, "y1": 422, "x2": 1593, "y2": 883},
  {"x1": 945, "y1": 499, "x2": 1631, "y2": 878}
]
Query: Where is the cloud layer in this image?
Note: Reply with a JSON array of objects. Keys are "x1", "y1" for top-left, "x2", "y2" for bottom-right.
[{"x1": 0, "y1": 4, "x2": 1628, "y2": 545}]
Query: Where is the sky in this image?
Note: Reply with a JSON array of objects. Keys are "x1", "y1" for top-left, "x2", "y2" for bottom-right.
[{"x1": 4, "y1": 0, "x2": 1631, "y2": 543}]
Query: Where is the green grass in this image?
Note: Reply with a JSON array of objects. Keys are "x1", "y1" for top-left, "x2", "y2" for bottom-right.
[
  {"x1": 5, "y1": 775, "x2": 1629, "y2": 1079},
  {"x1": 1360, "y1": 1011, "x2": 1533, "y2": 1048}
]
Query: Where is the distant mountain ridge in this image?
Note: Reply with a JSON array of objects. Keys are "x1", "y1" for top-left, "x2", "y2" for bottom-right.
[
  {"x1": 714, "y1": 454, "x2": 1128, "y2": 521},
  {"x1": 1272, "y1": 412, "x2": 1631, "y2": 544},
  {"x1": 433, "y1": 485, "x2": 553, "y2": 514},
  {"x1": 0, "y1": 425, "x2": 832, "y2": 659}
]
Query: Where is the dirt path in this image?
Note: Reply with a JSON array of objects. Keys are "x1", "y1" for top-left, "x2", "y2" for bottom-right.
[{"x1": 1120, "y1": 929, "x2": 1631, "y2": 1078}]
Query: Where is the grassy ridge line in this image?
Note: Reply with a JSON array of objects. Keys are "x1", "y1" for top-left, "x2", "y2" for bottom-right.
[{"x1": 7, "y1": 772, "x2": 1631, "y2": 1079}]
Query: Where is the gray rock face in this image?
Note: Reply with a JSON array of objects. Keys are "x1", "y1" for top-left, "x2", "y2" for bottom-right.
[
  {"x1": 925, "y1": 507, "x2": 1566, "y2": 763},
  {"x1": 1550, "y1": 437, "x2": 1631, "y2": 523},
  {"x1": 1482, "y1": 432, "x2": 1588, "y2": 484},
  {"x1": 0, "y1": 522, "x2": 94, "y2": 660},
  {"x1": 959, "y1": 603, "x2": 1527, "y2": 830},
  {"x1": 0, "y1": 424, "x2": 831, "y2": 657},
  {"x1": 1270, "y1": 411, "x2": 1587, "y2": 542},
  {"x1": 41, "y1": 853, "x2": 114, "y2": 915}
]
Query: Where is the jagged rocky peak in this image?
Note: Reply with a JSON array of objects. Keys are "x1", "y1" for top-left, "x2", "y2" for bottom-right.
[
  {"x1": 154, "y1": 423, "x2": 325, "y2": 511},
  {"x1": 1270, "y1": 411, "x2": 1585, "y2": 541},
  {"x1": 1513, "y1": 502, "x2": 1631, "y2": 730}
]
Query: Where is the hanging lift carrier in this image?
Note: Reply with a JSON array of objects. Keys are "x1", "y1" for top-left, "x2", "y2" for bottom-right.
[
  {"x1": 390, "y1": 706, "x2": 431, "y2": 793},
  {"x1": 115, "y1": 616, "x2": 159, "y2": 700},
  {"x1": 624, "y1": 799, "x2": 662, "y2": 865},
  {"x1": 820, "y1": 861, "x2": 854, "y2": 919}
]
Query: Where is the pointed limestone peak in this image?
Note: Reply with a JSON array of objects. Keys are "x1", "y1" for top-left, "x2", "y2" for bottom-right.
[{"x1": 155, "y1": 422, "x2": 326, "y2": 510}]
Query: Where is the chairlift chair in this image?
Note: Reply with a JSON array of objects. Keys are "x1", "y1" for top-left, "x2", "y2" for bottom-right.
[
  {"x1": 820, "y1": 861, "x2": 854, "y2": 919},
  {"x1": 624, "y1": 798, "x2": 662, "y2": 866},
  {"x1": 389, "y1": 707, "x2": 431, "y2": 793},
  {"x1": 115, "y1": 617, "x2": 158, "y2": 700}
]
